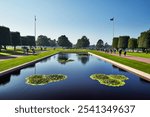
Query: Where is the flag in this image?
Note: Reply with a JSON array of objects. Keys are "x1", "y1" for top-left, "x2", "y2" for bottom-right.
[{"x1": 110, "y1": 18, "x2": 114, "y2": 21}]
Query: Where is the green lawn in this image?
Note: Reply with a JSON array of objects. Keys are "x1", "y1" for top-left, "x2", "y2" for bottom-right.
[
  {"x1": 0, "y1": 49, "x2": 59, "y2": 72},
  {"x1": 89, "y1": 50, "x2": 150, "y2": 74},
  {"x1": 0, "y1": 48, "x2": 150, "y2": 74},
  {"x1": 127, "y1": 52, "x2": 150, "y2": 58}
]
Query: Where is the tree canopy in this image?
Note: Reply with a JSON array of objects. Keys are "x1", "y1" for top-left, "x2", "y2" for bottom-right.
[
  {"x1": 58, "y1": 35, "x2": 72, "y2": 48},
  {"x1": 76, "y1": 36, "x2": 90, "y2": 48},
  {"x1": 118, "y1": 36, "x2": 130, "y2": 49},
  {"x1": 11, "y1": 32, "x2": 21, "y2": 50},
  {"x1": 128, "y1": 38, "x2": 137, "y2": 50},
  {"x1": 138, "y1": 30, "x2": 150, "y2": 49},
  {"x1": 112, "y1": 37, "x2": 119, "y2": 49},
  {"x1": 0, "y1": 26, "x2": 11, "y2": 51},
  {"x1": 96, "y1": 39, "x2": 104, "y2": 49}
]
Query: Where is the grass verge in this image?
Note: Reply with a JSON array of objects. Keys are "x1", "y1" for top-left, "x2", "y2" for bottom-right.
[
  {"x1": 89, "y1": 50, "x2": 150, "y2": 74},
  {"x1": 0, "y1": 49, "x2": 59, "y2": 72}
]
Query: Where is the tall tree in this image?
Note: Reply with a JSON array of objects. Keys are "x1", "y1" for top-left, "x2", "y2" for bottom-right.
[
  {"x1": 0, "y1": 26, "x2": 11, "y2": 51},
  {"x1": 48, "y1": 38, "x2": 57, "y2": 47},
  {"x1": 37, "y1": 35, "x2": 50, "y2": 47},
  {"x1": 128, "y1": 38, "x2": 138, "y2": 51},
  {"x1": 21, "y1": 36, "x2": 28, "y2": 46},
  {"x1": 58, "y1": 35, "x2": 72, "y2": 48},
  {"x1": 76, "y1": 36, "x2": 90, "y2": 48},
  {"x1": 96, "y1": 39, "x2": 104, "y2": 50},
  {"x1": 112, "y1": 37, "x2": 119, "y2": 50},
  {"x1": 138, "y1": 30, "x2": 150, "y2": 51},
  {"x1": 118, "y1": 36, "x2": 130, "y2": 49},
  {"x1": 26, "y1": 36, "x2": 36, "y2": 48},
  {"x1": 11, "y1": 32, "x2": 21, "y2": 51}
]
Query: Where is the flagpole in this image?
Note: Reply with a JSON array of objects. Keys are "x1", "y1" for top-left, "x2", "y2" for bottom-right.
[
  {"x1": 34, "y1": 16, "x2": 36, "y2": 74},
  {"x1": 34, "y1": 16, "x2": 36, "y2": 41},
  {"x1": 113, "y1": 17, "x2": 114, "y2": 38}
]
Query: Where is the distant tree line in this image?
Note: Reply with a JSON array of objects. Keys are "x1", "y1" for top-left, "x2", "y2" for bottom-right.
[
  {"x1": 112, "y1": 29, "x2": 150, "y2": 52},
  {"x1": 0, "y1": 26, "x2": 112, "y2": 51},
  {"x1": 0, "y1": 26, "x2": 35, "y2": 51}
]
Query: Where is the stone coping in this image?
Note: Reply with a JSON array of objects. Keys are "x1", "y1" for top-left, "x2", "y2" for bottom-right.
[{"x1": 89, "y1": 52, "x2": 150, "y2": 82}]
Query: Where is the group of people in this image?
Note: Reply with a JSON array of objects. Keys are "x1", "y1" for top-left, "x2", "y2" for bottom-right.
[
  {"x1": 22, "y1": 47, "x2": 35, "y2": 55},
  {"x1": 119, "y1": 49, "x2": 127, "y2": 56},
  {"x1": 103, "y1": 48, "x2": 127, "y2": 56}
]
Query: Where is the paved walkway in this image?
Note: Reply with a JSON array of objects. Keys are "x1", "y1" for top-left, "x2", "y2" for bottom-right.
[{"x1": 108, "y1": 53, "x2": 150, "y2": 64}]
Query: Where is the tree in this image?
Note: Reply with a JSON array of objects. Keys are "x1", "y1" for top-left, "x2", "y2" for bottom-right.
[
  {"x1": 76, "y1": 36, "x2": 90, "y2": 48},
  {"x1": 0, "y1": 26, "x2": 11, "y2": 51},
  {"x1": 57, "y1": 35, "x2": 72, "y2": 48},
  {"x1": 128, "y1": 38, "x2": 137, "y2": 51},
  {"x1": 37, "y1": 35, "x2": 50, "y2": 47},
  {"x1": 118, "y1": 36, "x2": 130, "y2": 49},
  {"x1": 138, "y1": 30, "x2": 150, "y2": 52},
  {"x1": 49, "y1": 38, "x2": 57, "y2": 47},
  {"x1": 26, "y1": 36, "x2": 36, "y2": 48},
  {"x1": 11, "y1": 32, "x2": 21, "y2": 51},
  {"x1": 96, "y1": 39, "x2": 104, "y2": 50},
  {"x1": 21, "y1": 36, "x2": 28, "y2": 46},
  {"x1": 112, "y1": 37, "x2": 119, "y2": 50}
]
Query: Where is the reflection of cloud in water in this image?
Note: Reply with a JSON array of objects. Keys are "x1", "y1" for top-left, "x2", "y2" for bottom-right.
[
  {"x1": 77, "y1": 53, "x2": 89, "y2": 65},
  {"x1": 112, "y1": 65, "x2": 127, "y2": 72}
]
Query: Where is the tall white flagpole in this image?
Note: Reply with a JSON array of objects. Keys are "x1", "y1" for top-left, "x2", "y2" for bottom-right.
[{"x1": 34, "y1": 16, "x2": 36, "y2": 41}]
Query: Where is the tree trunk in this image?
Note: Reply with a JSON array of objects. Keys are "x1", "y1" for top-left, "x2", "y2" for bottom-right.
[
  {"x1": 14, "y1": 46, "x2": 16, "y2": 51},
  {"x1": 4, "y1": 45, "x2": 7, "y2": 50}
]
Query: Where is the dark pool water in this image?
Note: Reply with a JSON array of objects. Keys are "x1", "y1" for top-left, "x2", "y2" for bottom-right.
[{"x1": 0, "y1": 53, "x2": 150, "y2": 100}]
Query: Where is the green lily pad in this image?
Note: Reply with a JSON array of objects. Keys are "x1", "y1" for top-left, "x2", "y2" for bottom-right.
[
  {"x1": 90, "y1": 74, "x2": 128, "y2": 87},
  {"x1": 26, "y1": 74, "x2": 67, "y2": 86}
]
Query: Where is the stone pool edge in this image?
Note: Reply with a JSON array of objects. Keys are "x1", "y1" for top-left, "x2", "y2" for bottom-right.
[
  {"x1": 0, "y1": 52, "x2": 59, "y2": 77},
  {"x1": 88, "y1": 52, "x2": 150, "y2": 82}
]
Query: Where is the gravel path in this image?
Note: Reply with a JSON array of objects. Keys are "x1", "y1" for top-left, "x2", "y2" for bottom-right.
[{"x1": 110, "y1": 53, "x2": 150, "y2": 64}]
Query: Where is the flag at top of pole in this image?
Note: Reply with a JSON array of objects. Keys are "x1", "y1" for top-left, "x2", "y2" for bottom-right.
[
  {"x1": 35, "y1": 16, "x2": 36, "y2": 21},
  {"x1": 110, "y1": 17, "x2": 114, "y2": 21}
]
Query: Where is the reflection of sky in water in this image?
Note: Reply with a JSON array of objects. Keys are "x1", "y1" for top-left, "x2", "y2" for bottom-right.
[{"x1": 0, "y1": 53, "x2": 150, "y2": 100}]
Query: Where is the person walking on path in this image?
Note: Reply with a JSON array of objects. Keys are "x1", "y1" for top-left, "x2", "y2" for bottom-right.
[
  {"x1": 119, "y1": 49, "x2": 122, "y2": 56},
  {"x1": 124, "y1": 50, "x2": 127, "y2": 56}
]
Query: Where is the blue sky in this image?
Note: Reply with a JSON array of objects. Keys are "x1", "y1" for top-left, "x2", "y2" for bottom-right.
[{"x1": 0, "y1": 0, "x2": 150, "y2": 45}]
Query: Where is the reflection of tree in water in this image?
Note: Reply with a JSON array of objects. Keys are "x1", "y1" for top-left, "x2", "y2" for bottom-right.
[
  {"x1": 0, "y1": 75, "x2": 11, "y2": 86},
  {"x1": 139, "y1": 78, "x2": 150, "y2": 84},
  {"x1": 112, "y1": 65, "x2": 127, "y2": 72},
  {"x1": 11, "y1": 70, "x2": 21, "y2": 76},
  {"x1": 57, "y1": 53, "x2": 69, "y2": 64},
  {"x1": 77, "y1": 53, "x2": 89, "y2": 65}
]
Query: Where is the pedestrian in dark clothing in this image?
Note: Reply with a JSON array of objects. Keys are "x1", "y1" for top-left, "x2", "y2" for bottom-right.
[
  {"x1": 124, "y1": 50, "x2": 127, "y2": 56},
  {"x1": 119, "y1": 49, "x2": 122, "y2": 56}
]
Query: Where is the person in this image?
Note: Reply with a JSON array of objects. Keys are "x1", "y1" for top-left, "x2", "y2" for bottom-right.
[
  {"x1": 31, "y1": 48, "x2": 35, "y2": 54},
  {"x1": 124, "y1": 50, "x2": 127, "y2": 56},
  {"x1": 119, "y1": 49, "x2": 122, "y2": 56}
]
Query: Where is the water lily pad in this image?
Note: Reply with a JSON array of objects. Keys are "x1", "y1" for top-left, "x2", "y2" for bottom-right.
[
  {"x1": 26, "y1": 74, "x2": 67, "y2": 86},
  {"x1": 90, "y1": 74, "x2": 128, "y2": 87}
]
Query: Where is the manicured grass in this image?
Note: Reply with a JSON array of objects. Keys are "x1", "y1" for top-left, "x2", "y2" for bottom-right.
[
  {"x1": 127, "y1": 52, "x2": 150, "y2": 58},
  {"x1": 90, "y1": 74, "x2": 128, "y2": 87},
  {"x1": 0, "y1": 49, "x2": 59, "y2": 72},
  {"x1": 90, "y1": 50, "x2": 150, "y2": 74},
  {"x1": 26, "y1": 74, "x2": 67, "y2": 86},
  {"x1": 0, "y1": 48, "x2": 150, "y2": 75}
]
